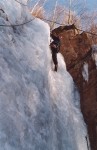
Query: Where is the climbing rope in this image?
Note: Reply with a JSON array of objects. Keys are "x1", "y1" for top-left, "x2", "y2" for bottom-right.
[
  {"x1": 77, "y1": 28, "x2": 97, "y2": 37},
  {"x1": 41, "y1": 17, "x2": 97, "y2": 37},
  {"x1": 14, "y1": 0, "x2": 28, "y2": 6},
  {"x1": 0, "y1": 0, "x2": 36, "y2": 28},
  {"x1": 0, "y1": 17, "x2": 35, "y2": 27}
]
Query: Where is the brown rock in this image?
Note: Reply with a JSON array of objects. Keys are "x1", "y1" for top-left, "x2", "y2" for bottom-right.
[{"x1": 52, "y1": 25, "x2": 97, "y2": 150}]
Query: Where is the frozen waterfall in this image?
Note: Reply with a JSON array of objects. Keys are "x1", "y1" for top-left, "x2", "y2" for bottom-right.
[{"x1": 0, "y1": 0, "x2": 89, "y2": 150}]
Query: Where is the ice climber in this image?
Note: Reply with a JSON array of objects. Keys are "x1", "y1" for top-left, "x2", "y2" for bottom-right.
[{"x1": 50, "y1": 32, "x2": 60, "y2": 72}]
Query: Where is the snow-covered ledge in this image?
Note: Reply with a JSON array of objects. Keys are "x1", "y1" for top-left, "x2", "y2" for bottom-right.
[
  {"x1": 92, "y1": 45, "x2": 97, "y2": 67},
  {"x1": 82, "y1": 62, "x2": 89, "y2": 82}
]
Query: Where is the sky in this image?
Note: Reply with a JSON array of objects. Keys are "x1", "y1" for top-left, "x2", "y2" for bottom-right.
[
  {"x1": 29, "y1": 0, "x2": 97, "y2": 12},
  {"x1": 86, "y1": 0, "x2": 97, "y2": 11},
  {"x1": 60, "y1": 0, "x2": 97, "y2": 11},
  {"x1": 0, "y1": 0, "x2": 88, "y2": 149}
]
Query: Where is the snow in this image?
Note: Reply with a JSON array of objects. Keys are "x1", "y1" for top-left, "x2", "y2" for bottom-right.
[
  {"x1": 92, "y1": 44, "x2": 97, "y2": 67},
  {"x1": 82, "y1": 62, "x2": 89, "y2": 82},
  {"x1": 0, "y1": 0, "x2": 89, "y2": 150}
]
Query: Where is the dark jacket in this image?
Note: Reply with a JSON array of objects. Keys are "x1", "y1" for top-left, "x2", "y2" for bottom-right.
[{"x1": 50, "y1": 34, "x2": 60, "y2": 53}]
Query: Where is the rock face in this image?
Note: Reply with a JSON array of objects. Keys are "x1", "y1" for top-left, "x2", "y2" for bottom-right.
[{"x1": 52, "y1": 26, "x2": 97, "y2": 150}]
